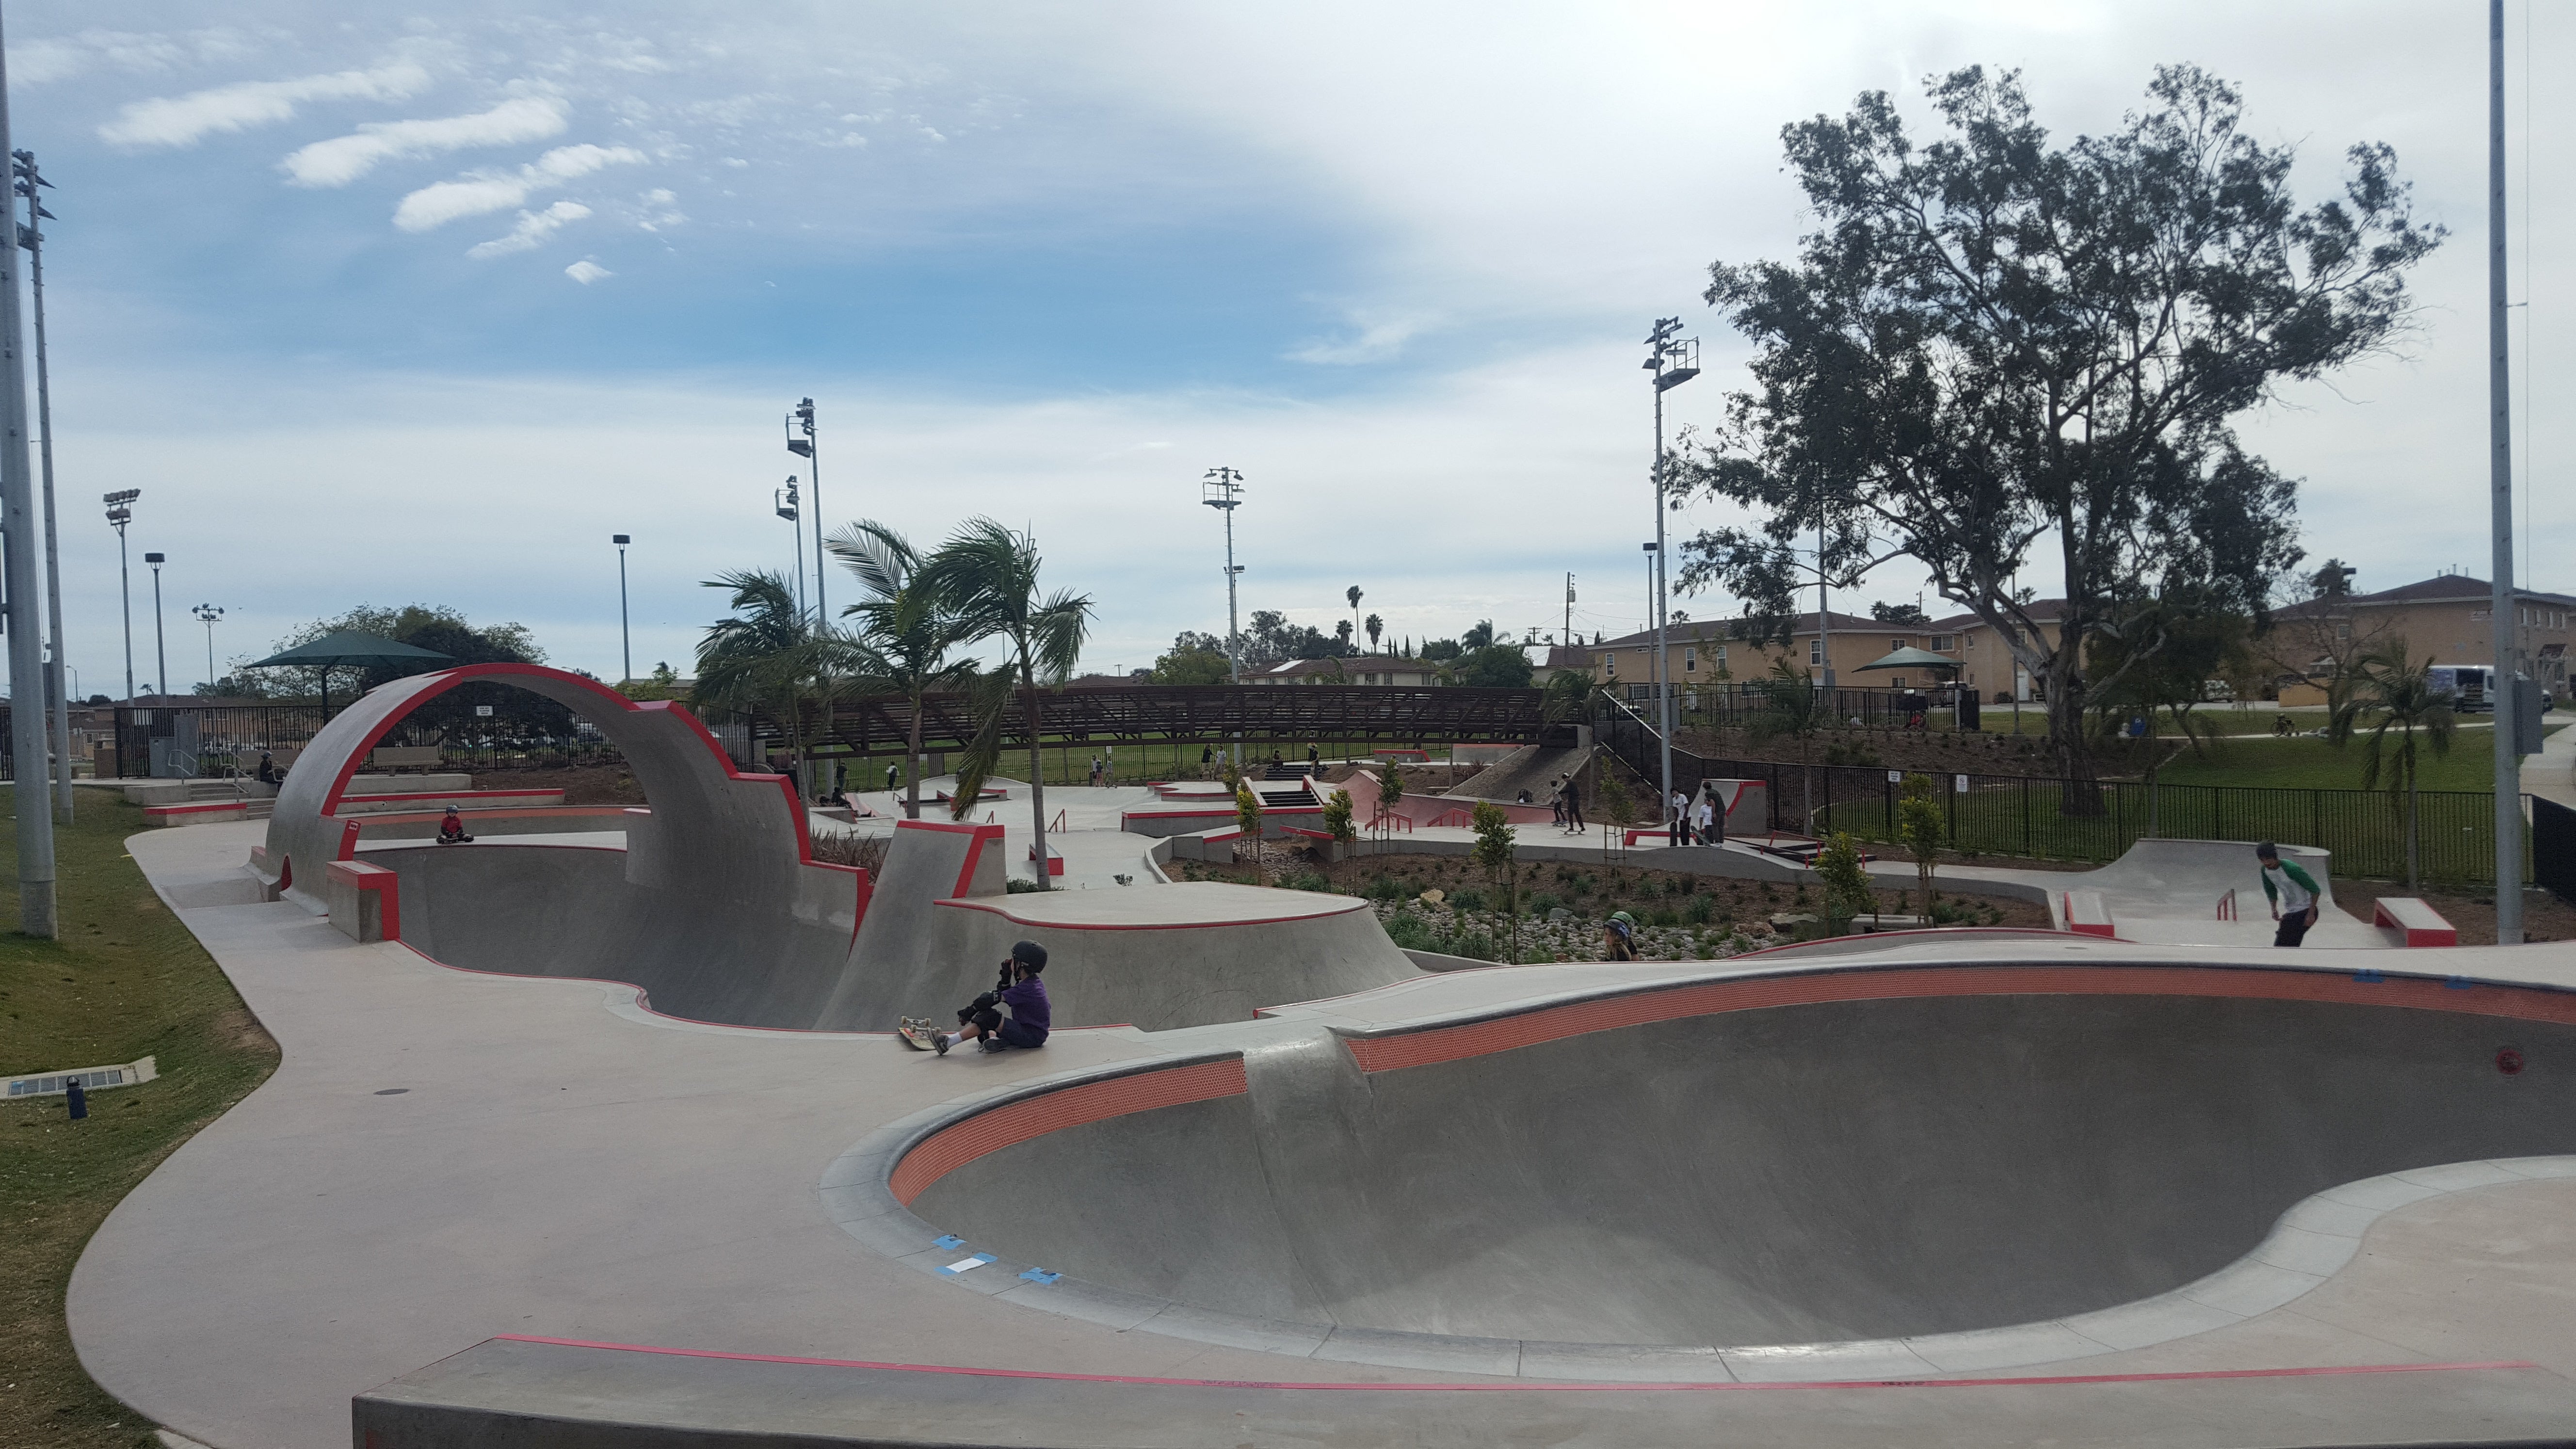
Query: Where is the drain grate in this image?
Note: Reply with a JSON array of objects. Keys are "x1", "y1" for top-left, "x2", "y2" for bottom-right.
[{"x1": 6, "y1": 1056, "x2": 156, "y2": 1098}]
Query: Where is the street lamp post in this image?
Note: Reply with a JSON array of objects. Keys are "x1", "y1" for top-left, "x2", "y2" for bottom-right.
[
  {"x1": 2487, "y1": 0, "x2": 2525, "y2": 942},
  {"x1": 1643, "y1": 318, "x2": 1699, "y2": 824},
  {"x1": 193, "y1": 604, "x2": 223, "y2": 694},
  {"x1": 16, "y1": 148, "x2": 69, "y2": 820},
  {"x1": 0, "y1": 22, "x2": 57, "y2": 935},
  {"x1": 104, "y1": 489, "x2": 138, "y2": 699},
  {"x1": 612, "y1": 534, "x2": 632, "y2": 686},
  {"x1": 786, "y1": 399, "x2": 822, "y2": 628},
  {"x1": 1202, "y1": 467, "x2": 1246, "y2": 770},
  {"x1": 145, "y1": 551, "x2": 166, "y2": 696}
]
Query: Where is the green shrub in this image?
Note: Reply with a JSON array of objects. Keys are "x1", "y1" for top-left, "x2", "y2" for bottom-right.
[
  {"x1": 1529, "y1": 891, "x2": 1565, "y2": 917},
  {"x1": 1451, "y1": 888, "x2": 1486, "y2": 912},
  {"x1": 1647, "y1": 906, "x2": 1679, "y2": 929},
  {"x1": 1282, "y1": 870, "x2": 1335, "y2": 894},
  {"x1": 1006, "y1": 877, "x2": 1045, "y2": 893},
  {"x1": 1453, "y1": 929, "x2": 1498, "y2": 961},
  {"x1": 1365, "y1": 875, "x2": 1405, "y2": 901},
  {"x1": 1687, "y1": 894, "x2": 1716, "y2": 925},
  {"x1": 1383, "y1": 908, "x2": 1434, "y2": 950}
]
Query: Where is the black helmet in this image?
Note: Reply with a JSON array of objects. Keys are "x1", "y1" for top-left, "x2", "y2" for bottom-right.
[{"x1": 1011, "y1": 940, "x2": 1048, "y2": 972}]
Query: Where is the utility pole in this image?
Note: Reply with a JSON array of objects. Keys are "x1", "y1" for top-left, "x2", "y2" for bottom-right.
[
  {"x1": 0, "y1": 13, "x2": 58, "y2": 936},
  {"x1": 1564, "y1": 572, "x2": 1575, "y2": 650},
  {"x1": 2489, "y1": 0, "x2": 2524, "y2": 943},
  {"x1": 104, "y1": 488, "x2": 136, "y2": 698},
  {"x1": 1644, "y1": 318, "x2": 1699, "y2": 821},
  {"x1": 613, "y1": 534, "x2": 632, "y2": 685},
  {"x1": 786, "y1": 400, "x2": 822, "y2": 628},
  {"x1": 145, "y1": 552, "x2": 166, "y2": 694},
  {"x1": 15, "y1": 148, "x2": 66, "y2": 819}
]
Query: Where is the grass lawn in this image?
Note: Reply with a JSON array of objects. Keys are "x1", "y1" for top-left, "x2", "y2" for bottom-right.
[
  {"x1": 2150, "y1": 723, "x2": 2562, "y2": 792},
  {"x1": 0, "y1": 796, "x2": 278, "y2": 1449}
]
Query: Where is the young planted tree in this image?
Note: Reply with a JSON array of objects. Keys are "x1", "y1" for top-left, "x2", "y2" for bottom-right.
[
  {"x1": 1747, "y1": 658, "x2": 1826, "y2": 834},
  {"x1": 1594, "y1": 769, "x2": 1634, "y2": 875},
  {"x1": 1895, "y1": 774, "x2": 1943, "y2": 918},
  {"x1": 1323, "y1": 787, "x2": 1358, "y2": 885},
  {"x1": 1235, "y1": 783, "x2": 1265, "y2": 882},
  {"x1": 2326, "y1": 638, "x2": 2456, "y2": 891},
  {"x1": 920, "y1": 519, "x2": 1095, "y2": 889},
  {"x1": 1813, "y1": 833, "x2": 1877, "y2": 932},
  {"x1": 1678, "y1": 65, "x2": 2437, "y2": 815},
  {"x1": 1470, "y1": 800, "x2": 1519, "y2": 962},
  {"x1": 1376, "y1": 759, "x2": 1405, "y2": 847},
  {"x1": 827, "y1": 520, "x2": 978, "y2": 821}
]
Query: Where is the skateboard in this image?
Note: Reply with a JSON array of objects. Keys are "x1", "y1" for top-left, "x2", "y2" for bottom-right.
[{"x1": 897, "y1": 1016, "x2": 941, "y2": 1051}]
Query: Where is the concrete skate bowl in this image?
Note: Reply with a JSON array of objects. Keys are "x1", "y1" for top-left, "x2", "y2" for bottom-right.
[
  {"x1": 880, "y1": 962, "x2": 2576, "y2": 1372},
  {"x1": 256, "y1": 663, "x2": 866, "y2": 1030}
]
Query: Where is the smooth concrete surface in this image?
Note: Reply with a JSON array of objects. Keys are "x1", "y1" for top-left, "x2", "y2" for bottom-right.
[
  {"x1": 74, "y1": 819, "x2": 2576, "y2": 1449},
  {"x1": 911, "y1": 996, "x2": 2576, "y2": 1346}
]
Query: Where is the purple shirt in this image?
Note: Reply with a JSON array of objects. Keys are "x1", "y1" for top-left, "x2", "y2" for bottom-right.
[{"x1": 1000, "y1": 976, "x2": 1050, "y2": 1036}]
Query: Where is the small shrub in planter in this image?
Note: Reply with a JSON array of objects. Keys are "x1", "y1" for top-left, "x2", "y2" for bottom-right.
[
  {"x1": 1452, "y1": 888, "x2": 1486, "y2": 912},
  {"x1": 1383, "y1": 909, "x2": 1434, "y2": 950}
]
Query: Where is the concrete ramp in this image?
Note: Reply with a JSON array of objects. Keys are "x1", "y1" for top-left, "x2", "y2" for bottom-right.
[
  {"x1": 1438, "y1": 743, "x2": 1590, "y2": 805},
  {"x1": 2037, "y1": 839, "x2": 2388, "y2": 948}
]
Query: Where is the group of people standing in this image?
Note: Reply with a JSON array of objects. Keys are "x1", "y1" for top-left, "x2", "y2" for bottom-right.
[
  {"x1": 1667, "y1": 782, "x2": 1729, "y2": 847},
  {"x1": 1547, "y1": 774, "x2": 1586, "y2": 833}
]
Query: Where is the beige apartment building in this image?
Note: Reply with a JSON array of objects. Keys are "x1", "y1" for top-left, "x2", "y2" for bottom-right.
[
  {"x1": 1582, "y1": 604, "x2": 2070, "y2": 702},
  {"x1": 2266, "y1": 573, "x2": 2576, "y2": 702},
  {"x1": 1243, "y1": 654, "x2": 1445, "y2": 686}
]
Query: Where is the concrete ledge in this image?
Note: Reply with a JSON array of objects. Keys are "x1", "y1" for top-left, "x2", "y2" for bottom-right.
[
  {"x1": 324, "y1": 859, "x2": 400, "y2": 942},
  {"x1": 143, "y1": 800, "x2": 248, "y2": 827}
]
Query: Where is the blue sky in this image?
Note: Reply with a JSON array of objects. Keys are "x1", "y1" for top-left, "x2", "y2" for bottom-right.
[{"x1": 3, "y1": 1, "x2": 2567, "y2": 692}]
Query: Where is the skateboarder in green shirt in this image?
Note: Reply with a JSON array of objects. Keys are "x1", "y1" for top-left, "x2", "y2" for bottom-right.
[{"x1": 2255, "y1": 842, "x2": 2321, "y2": 948}]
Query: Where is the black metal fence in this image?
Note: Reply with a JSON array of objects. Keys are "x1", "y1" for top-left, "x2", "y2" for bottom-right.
[
  {"x1": 99, "y1": 702, "x2": 625, "y2": 778},
  {"x1": 1595, "y1": 695, "x2": 2522, "y2": 886},
  {"x1": 1622, "y1": 681, "x2": 1955, "y2": 731}
]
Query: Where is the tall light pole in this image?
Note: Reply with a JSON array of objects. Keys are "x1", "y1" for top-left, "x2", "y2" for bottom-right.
[
  {"x1": 104, "y1": 488, "x2": 137, "y2": 699},
  {"x1": 776, "y1": 475, "x2": 806, "y2": 624},
  {"x1": 193, "y1": 604, "x2": 223, "y2": 693},
  {"x1": 1564, "y1": 572, "x2": 1575, "y2": 649},
  {"x1": 786, "y1": 399, "x2": 822, "y2": 628},
  {"x1": 1644, "y1": 318, "x2": 1699, "y2": 820},
  {"x1": 2488, "y1": 0, "x2": 2524, "y2": 943},
  {"x1": 0, "y1": 16, "x2": 57, "y2": 936},
  {"x1": 145, "y1": 551, "x2": 166, "y2": 696},
  {"x1": 612, "y1": 534, "x2": 632, "y2": 685},
  {"x1": 16, "y1": 149, "x2": 67, "y2": 819},
  {"x1": 1202, "y1": 468, "x2": 1245, "y2": 683}
]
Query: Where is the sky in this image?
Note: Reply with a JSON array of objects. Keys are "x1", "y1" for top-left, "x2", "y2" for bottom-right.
[{"x1": 0, "y1": 0, "x2": 2566, "y2": 693}]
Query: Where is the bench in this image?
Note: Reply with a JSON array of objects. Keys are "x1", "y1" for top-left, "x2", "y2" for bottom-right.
[
  {"x1": 370, "y1": 745, "x2": 442, "y2": 772},
  {"x1": 2062, "y1": 890, "x2": 2116, "y2": 938},
  {"x1": 2373, "y1": 897, "x2": 2458, "y2": 948}
]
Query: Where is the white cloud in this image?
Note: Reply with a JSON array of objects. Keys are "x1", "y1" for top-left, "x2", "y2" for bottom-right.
[
  {"x1": 282, "y1": 96, "x2": 568, "y2": 187},
  {"x1": 10, "y1": 27, "x2": 259, "y2": 86},
  {"x1": 467, "y1": 201, "x2": 592, "y2": 259},
  {"x1": 393, "y1": 144, "x2": 647, "y2": 231},
  {"x1": 98, "y1": 62, "x2": 431, "y2": 148},
  {"x1": 1288, "y1": 312, "x2": 1431, "y2": 366},
  {"x1": 564, "y1": 260, "x2": 613, "y2": 284}
]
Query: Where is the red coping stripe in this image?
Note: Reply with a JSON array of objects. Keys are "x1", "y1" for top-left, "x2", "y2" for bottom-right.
[
  {"x1": 490, "y1": 1335, "x2": 2535, "y2": 1393},
  {"x1": 323, "y1": 859, "x2": 401, "y2": 939},
  {"x1": 1342, "y1": 965, "x2": 2576, "y2": 1075},
  {"x1": 935, "y1": 895, "x2": 1366, "y2": 932},
  {"x1": 889, "y1": 1058, "x2": 1248, "y2": 1205}
]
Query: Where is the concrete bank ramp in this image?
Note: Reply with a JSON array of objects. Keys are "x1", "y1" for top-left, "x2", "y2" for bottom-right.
[
  {"x1": 2042, "y1": 838, "x2": 2388, "y2": 947},
  {"x1": 912, "y1": 984, "x2": 2576, "y2": 1348},
  {"x1": 819, "y1": 879, "x2": 1422, "y2": 1033},
  {"x1": 1437, "y1": 743, "x2": 1590, "y2": 805}
]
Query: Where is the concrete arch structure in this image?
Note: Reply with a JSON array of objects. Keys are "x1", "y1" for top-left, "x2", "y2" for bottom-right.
[{"x1": 253, "y1": 663, "x2": 871, "y2": 1029}]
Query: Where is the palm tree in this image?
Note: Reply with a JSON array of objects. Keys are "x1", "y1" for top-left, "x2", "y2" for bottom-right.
[
  {"x1": 920, "y1": 519, "x2": 1095, "y2": 889},
  {"x1": 2326, "y1": 637, "x2": 2456, "y2": 891},
  {"x1": 694, "y1": 569, "x2": 840, "y2": 798},
  {"x1": 1347, "y1": 585, "x2": 1364, "y2": 648},
  {"x1": 1365, "y1": 612, "x2": 1384, "y2": 651},
  {"x1": 828, "y1": 520, "x2": 979, "y2": 820}
]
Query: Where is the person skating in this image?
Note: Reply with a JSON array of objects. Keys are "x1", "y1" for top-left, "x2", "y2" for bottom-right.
[
  {"x1": 1561, "y1": 777, "x2": 1585, "y2": 834},
  {"x1": 1668, "y1": 788, "x2": 1688, "y2": 847},
  {"x1": 932, "y1": 941, "x2": 1052, "y2": 1054},
  {"x1": 2255, "y1": 841, "x2": 2322, "y2": 947}
]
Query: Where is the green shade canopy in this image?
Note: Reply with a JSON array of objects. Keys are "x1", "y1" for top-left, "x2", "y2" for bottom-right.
[
  {"x1": 1853, "y1": 645, "x2": 1961, "y2": 675},
  {"x1": 245, "y1": 630, "x2": 452, "y2": 669}
]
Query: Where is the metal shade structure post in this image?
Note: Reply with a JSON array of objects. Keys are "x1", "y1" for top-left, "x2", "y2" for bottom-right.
[
  {"x1": 613, "y1": 534, "x2": 632, "y2": 685},
  {"x1": 145, "y1": 551, "x2": 165, "y2": 696},
  {"x1": 0, "y1": 14, "x2": 55, "y2": 935},
  {"x1": 2489, "y1": 0, "x2": 2524, "y2": 942}
]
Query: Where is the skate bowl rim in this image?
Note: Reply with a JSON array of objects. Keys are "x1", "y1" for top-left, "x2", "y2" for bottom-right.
[{"x1": 825, "y1": 954, "x2": 2576, "y2": 1380}]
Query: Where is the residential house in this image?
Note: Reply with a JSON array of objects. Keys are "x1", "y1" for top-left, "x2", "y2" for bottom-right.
[
  {"x1": 1244, "y1": 655, "x2": 1444, "y2": 687},
  {"x1": 1578, "y1": 604, "x2": 2071, "y2": 702},
  {"x1": 2265, "y1": 573, "x2": 2576, "y2": 702}
]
